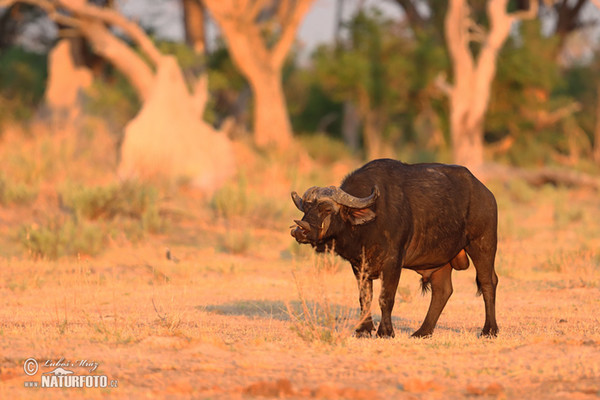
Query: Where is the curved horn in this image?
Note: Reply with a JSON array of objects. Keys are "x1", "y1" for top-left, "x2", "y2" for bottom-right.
[
  {"x1": 291, "y1": 191, "x2": 303, "y2": 211},
  {"x1": 331, "y1": 185, "x2": 379, "y2": 208}
]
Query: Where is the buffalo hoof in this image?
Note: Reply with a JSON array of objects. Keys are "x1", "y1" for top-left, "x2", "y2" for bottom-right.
[
  {"x1": 480, "y1": 327, "x2": 499, "y2": 338},
  {"x1": 354, "y1": 329, "x2": 373, "y2": 338},
  {"x1": 376, "y1": 326, "x2": 395, "y2": 339},
  {"x1": 411, "y1": 330, "x2": 433, "y2": 339}
]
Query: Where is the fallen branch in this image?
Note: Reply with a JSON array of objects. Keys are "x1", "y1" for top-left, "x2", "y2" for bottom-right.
[{"x1": 480, "y1": 163, "x2": 600, "y2": 190}]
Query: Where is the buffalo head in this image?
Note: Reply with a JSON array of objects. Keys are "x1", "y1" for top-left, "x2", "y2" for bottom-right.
[{"x1": 290, "y1": 185, "x2": 379, "y2": 246}]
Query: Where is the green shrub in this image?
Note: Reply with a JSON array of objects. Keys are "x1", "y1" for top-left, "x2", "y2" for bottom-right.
[
  {"x1": 217, "y1": 229, "x2": 253, "y2": 255},
  {"x1": 19, "y1": 217, "x2": 104, "y2": 260},
  {"x1": 83, "y1": 72, "x2": 140, "y2": 133},
  {"x1": 60, "y1": 181, "x2": 161, "y2": 222},
  {"x1": 210, "y1": 174, "x2": 286, "y2": 225},
  {"x1": 0, "y1": 174, "x2": 38, "y2": 206},
  {"x1": 0, "y1": 47, "x2": 47, "y2": 125},
  {"x1": 18, "y1": 181, "x2": 166, "y2": 259},
  {"x1": 298, "y1": 134, "x2": 352, "y2": 164}
]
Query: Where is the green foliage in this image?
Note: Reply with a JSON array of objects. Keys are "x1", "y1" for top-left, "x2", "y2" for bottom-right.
[
  {"x1": 19, "y1": 217, "x2": 104, "y2": 260},
  {"x1": 204, "y1": 40, "x2": 248, "y2": 126},
  {"x1": 286, "y1": 74, "x2": 344, "y2": 137},
  {"x1": 0, "y1": 174, "x2": 38, "y2": 206},
  {"x1": 157, "y1": 41, "x2": 205, "y2": 73},
  {"x1": 210, "y1": 173, "x2": 286, "y2": 225},
  {"x1": 83, "y1": 70, "x2": 140, "y2": 133},
  {"x1": 61, "y1": 181, "x2": 158, "y2": 222},
  {"x1": 487, "y1": 19, "x2": 596, "y2": 167},
  {"x1": 288, "y1": 7, "x2": 449, "y2": 156},
  {"x1": 217, "y1": 229, "x2": 253, "y2": 255},
  {"x1": 18, "y1": 181, "x2": 166, "y2": 260},
  {"x1": 560, "y1": 58, "x2": 600, "y2": 147},
  {"x1": 0, "y1": 46, "x2": 47, "y2": 125},
  {"x1": 297, "y1": 134, "x2": 352, "y2": 164}
]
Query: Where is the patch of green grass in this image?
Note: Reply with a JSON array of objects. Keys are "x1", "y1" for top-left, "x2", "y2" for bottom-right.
[
  {"x1": 17, "y1": 181, "x2": 166, "y2": 259},
  {"x1": 19, "y1": 217, "x2": 105, "y2": 260},
  {"x1": 297, "y1": 134, "x2": 352, "y2": 164},
  {"x1": 506, "y1": 178, "x2": 536, "y2": 203},
  {"x1": 0, "y1": 174, "x2": 38, "y2": 205},
  {"x1": 210, "y1": 174, "x2": 287, "y2": 225},
  {"x1": 60, "y1": 180, "x2": 161, "y2": 222},
  {"x1": 217, "y1": 229, "x2": 253, "y2": 255}
]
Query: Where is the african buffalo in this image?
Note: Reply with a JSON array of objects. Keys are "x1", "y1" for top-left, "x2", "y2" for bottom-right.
[{"x1": 291, "y1": 159, "x2": 498, "y2": 338}]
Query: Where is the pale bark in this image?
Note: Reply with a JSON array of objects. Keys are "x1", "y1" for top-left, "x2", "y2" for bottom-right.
[
  {"x1": 79, "y1": 19, "x2": 155, "y2": 101},
  {"x1": 250, "y1": 68, "x2": 293, "y2": 148},
  {"x1": 355, "y1": 87, "x2": 386, "y2": 159},
  {"x1": 363, "y1": 111, "x2": 384, "y2": 160},
  {"x1": 203, "y1": 0, "x2": 315, "y2": 150},
  {"x1": 444, "y1": 0, "x2": 538, "y2": 173},
  {"x1": 595, "y1": 83, "x2": 600, "y2": 164}
]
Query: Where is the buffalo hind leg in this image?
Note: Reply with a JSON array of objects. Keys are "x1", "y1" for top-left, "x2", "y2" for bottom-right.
[
  {"x1": 412, "y1": 264, "x2": 453, "y2": 338},
  {"x1": 466, "y1": 237, "x2": 499, "y2": 337},
  {"x1": 354, "y1": 266, "x2": 375, "y2": 337},
  {"x1": 376, "y1": 263, "x2": 402, "y2": 338}
]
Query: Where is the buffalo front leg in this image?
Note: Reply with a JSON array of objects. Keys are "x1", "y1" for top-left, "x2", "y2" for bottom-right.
[
  {"x1": 376, "y1": 264, "x2": 402, "y2": 338},
  {"x1": 412, "y1": 264, "x2": 453, "y2": 338},
  {"x1": 354, "y1": 267, "x2": 374, "y2": 337}
]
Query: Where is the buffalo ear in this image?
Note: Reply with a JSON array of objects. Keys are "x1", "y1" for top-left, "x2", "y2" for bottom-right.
[
  {"x1": 343, "y1": 207, "x2": 376, "y2": 225},
  {"x1": 291, "y1": 191, "x2": 303, "y2": 211}
]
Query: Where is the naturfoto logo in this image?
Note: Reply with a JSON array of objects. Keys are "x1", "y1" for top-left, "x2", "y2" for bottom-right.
[{"x1": 23, "y1": 357, "x2": 118, "y2": 389}]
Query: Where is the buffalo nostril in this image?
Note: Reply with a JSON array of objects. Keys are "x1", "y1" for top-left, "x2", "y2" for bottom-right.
[{"x1": 294, "y1": 220, "x2": 311, "y2": 232}]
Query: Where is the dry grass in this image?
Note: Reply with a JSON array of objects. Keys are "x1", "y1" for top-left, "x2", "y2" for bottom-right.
[{"x1": 1, "y1": 128, "x2": 600, "y2": 399}]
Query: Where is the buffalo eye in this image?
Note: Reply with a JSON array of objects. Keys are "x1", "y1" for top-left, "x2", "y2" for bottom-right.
[{"x1": 318, "y1": 202, "x2": 334, "y2": 214}]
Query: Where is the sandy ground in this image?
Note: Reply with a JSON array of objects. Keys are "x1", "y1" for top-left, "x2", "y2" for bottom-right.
[{"x1": 1, "y1": 182, "x2": 600, "y2": 399}]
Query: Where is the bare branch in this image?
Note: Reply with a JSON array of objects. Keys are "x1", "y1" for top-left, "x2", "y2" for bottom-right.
[
  {"x1": 248, "y1": 0, "x2": 269, "y2": 22},
  {"x1": 55, "y1": 0, "x2": 163, "y2": 66},
  {"x1": 434, "y1": 72, "x2": 452, "y2": 96},
  {"x1": 2, "y1": 0, "x2": 163, "y2": 66},
  {"x1": 468, "y1": 18, "x2": 487, "y2": 43},
  {"x1": 393, "y1": 0, "x2": 427, "y2": 32},
  {"x1": 445, "y1": 0, "x2": 475, "y2": 89},
  {"x1": 271, "y1": 0, "x2": 314, "y2": 68},
  {"x1": 0, "y1": 0, "x2": 78, "y2": 26},
  {"x1": 508, "y1": 0, "x2": 539, "y2": 20}
]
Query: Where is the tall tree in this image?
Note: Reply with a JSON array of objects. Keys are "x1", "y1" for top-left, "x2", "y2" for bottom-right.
[
  {"x1": 1, "y1": 0, "x2": 235, "y2": 194},
  {"x1": 202, "y1": 0, "x2": 315, "y2": 150},
  {"x1": 441, "y1": 0, "x2": 538, "y2": 172},
  {"x1": 313, "y1": 9, "x2": 416, "y2": 159}
]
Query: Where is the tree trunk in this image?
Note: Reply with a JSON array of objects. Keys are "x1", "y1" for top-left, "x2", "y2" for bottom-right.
[
  {"x1": 450, "y1": 106, "x2": 484, "y2": 171},
  {"x1": 203, "y1": 0, "x2": 315, "y2": 151},
  {"x1": 363, "y1": 110, "x2": 384, "y2": 160},
  {"x1": 79, "y1": 19, "x2": 154, "y2": 101},
  {"x1": 342, "y1": 102, "x2": 360, "y2": 151},
  {"x1": 594, "y1": 83, "x2": 600, "y2": 164},
  {"x1": 444, "y1": 0, "x2": 537, "y2": 173},
  {"x1": 250, "y1": 69, "x2": 293, "y2": 149},
  {"x1": 182, "y1": 0, "x2": 206, "y2": 53}
]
